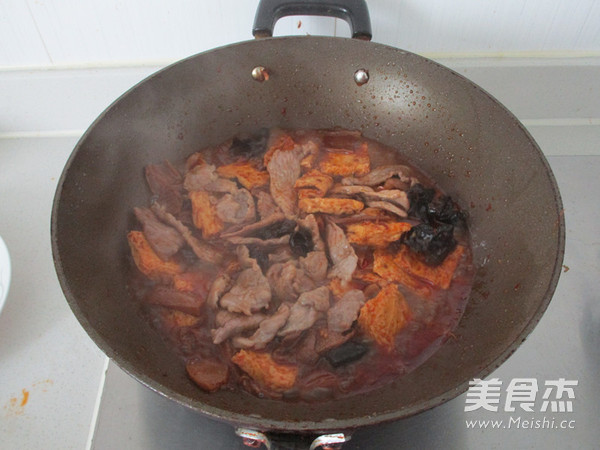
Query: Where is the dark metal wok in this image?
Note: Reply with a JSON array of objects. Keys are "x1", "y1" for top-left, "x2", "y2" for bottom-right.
[{"x1": 51, "y1": 0, "x2": 564, "y2": 442}]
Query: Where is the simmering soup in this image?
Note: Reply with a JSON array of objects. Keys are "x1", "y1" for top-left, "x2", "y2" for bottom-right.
[{"x1": 127, "y1": 128, "x2": 474, "y2": 401}]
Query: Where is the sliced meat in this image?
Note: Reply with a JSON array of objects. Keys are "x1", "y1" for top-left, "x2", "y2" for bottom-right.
[
  {"x1": 256, "y1": 191, "x2": 282, "y2": 220},
  {"x1": 186, "y1": 359, "x2": 229, "y2": 392},
  {"x1": 234, "y1": 304, "x2": 291, "y2": 349},
  {"x1": 226, "y1": 235, "x2": 290, "y2": 247},
  {"x1": 220, "y1": 265, "x2": 271, "y2": 315},
  {"x1": 278, "y1": 303, "x2": 318, "y2": 337},
  {"x1": 298, "y1": 285, "x2": 331, "y2": 312},
  {"x1": 268, "y1": 246, "x2": 294, "y2": 264},
  {"x1": 325, "y1": 221, "x2": 358, "y2": 284},
  {"x1": 206, "y1": 273, "x2": 232, "y2": 309},
  {"x1": 299, "y1": 250, "x2": 328, "y2": 282},
  {"x1": 342, "y1": 164, "x2": 412, "y2": 186},
  {"x1": 215, "y1": 188, "x2": 256, "y2": 224},
  {"x1": 145, "y1": 286, "x2": 205, "y2": 316},
  {"x1": 145, "y1": 161, "x2": 183, "y2": 214},
  {"x1": 211, "y1": 310, "x2": 266, "y2": 344},
  {"x1": 184, "y1": 164, "x2": 237, "y2": 193},
  {"x1": 151, "y1": 203, "x2": 223, "y2": 265},
  {"x1": 133, "y1": 207, "x2": 184, "y2": 260},
  {"x1": 329, "y1": 185, "x2": 375, "y2": 196},
  {"x1": 366, "y1": 201, "x2": 408, "y2": 218},
  {"x1": 327, "y1": 289, "x2": 365, "y2": 333},
  {"x1": 267, "y1": 148, "x2": 302, "y2": 217},
  {"x1": 362, "y1": 189, "x2": 410, "y2": 210},
  {"x1": 236, "y1": 245, "x2": 257, "y2": 269},
  {"x1": 267, "y1": 261, "x2": 298, "y2": 301}
]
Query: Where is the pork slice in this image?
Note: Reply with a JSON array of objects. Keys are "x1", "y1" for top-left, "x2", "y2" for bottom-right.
[
  {"x1": 268, "y1": 246, "x2": 294, "y2": 264},
  {"x1": 184, "y1": 164, "x2": 238, "y2": 193},
  {"x1": 298, "y1": 285, "x2": 331, "y2": 312},
  {"x1": 151, "y1": 203, "x2": 223, "y2": 265},
  {"x1": 329, "y1": 185, "x2": 375, "y2": 196},
  {"x1": 207, "y1": 273, "x2": 232, "y2": 309},
  {"x1": 325, "y1": 221, "x2": 358, "y2": 284},
  {"x1": 299, "y1": 251, "x2": 328, "y2": 282},
  {"x1": 266, "y1": 262, "x2": 298, "y2": 301},
  {"x1": 366, "y1": 200, "x2": 408, "y2": 218},
  {"x1": 211, "y1": 310, "x2": 266, "y2": 344},
  {"x1": 219, "y1": 265, "x2": 271, "y2": 315},
  {"x1": 145, "y1": 286, "x2": 205, "y2": 316},
  {"x1": 278, "y1": 303, "x2": 318, "y2": 337},
  {"x1": 215, "y1": 188, "x2": 256, "y2": 224},
  {"x1": 327, "y1": 289, "x2": 365, "y2": 333},
  {"x1": 256, "y1": 191, "x2": 282, "y2": 220},
  {"x1": 226, "y1": 235, "x2": 290, "y2": 247},
  {"x1": 362, "y1": 189, "x2": 409, "y2": 210},
  {"x1": 134, "y1": 207, "x2": 184, "y2": 260},
  {"x1": 278, "y1": 286, "x2": 331, "y2": 338},
  {"x1": 145, "y1": 161, "x2": 183, "y2": 215},
  {"x1": 233, "y1": 304, "x2": 291, "y2": 349},
  {"x1": 341, "y1": 164, "x2": 412, "y2": 187},
  {"x1": 267, "y1": 148, "x2": 302, "y2": 217}
]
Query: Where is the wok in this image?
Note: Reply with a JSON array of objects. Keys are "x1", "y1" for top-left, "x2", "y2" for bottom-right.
[{"x1": 51, "y1": 0, "x2": 564, "y2": 444}]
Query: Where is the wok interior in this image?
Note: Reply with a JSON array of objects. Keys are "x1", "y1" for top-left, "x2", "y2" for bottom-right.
[{"x1": 52, "y1": 37, "x2": 563, "y2": 431}]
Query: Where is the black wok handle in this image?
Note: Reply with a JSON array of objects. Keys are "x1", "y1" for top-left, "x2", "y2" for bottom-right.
[{"x1": 253, "y1": 0, "x2": 372, "y2": 40}]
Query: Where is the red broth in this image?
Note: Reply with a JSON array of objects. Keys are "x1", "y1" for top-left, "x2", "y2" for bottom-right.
[{"x1": 127, "y1": 128, "x2": 474, "y2": 401}]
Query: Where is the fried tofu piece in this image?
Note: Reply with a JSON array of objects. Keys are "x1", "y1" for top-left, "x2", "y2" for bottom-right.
[
  {"x1": 318, "y1": 142, "x2": 370, "y2": 177},
  {"x1": 299, "y1": 197, "x2": 364, "y2": 215},
  {"x1": 294, "y1": 170, "x2": 333, "y2": 198},
  {"x1": 217, "y1": 161, "x2": 270, "y2": 190},
  {"x1": 189, "y1": 190, "x2": 224, "y2": 238},
  {"x1": 231, "y1": 350, "x2": 298, "y2": 392},
  {"x1": 358, "y1": 284, "x2": 411, "y2": 351},
  {"x1": 393, "y1": 245, "x2": 465, "y2": 290},
  {"x1": 127, "y1": 231, "x2": 183, "y2": 281},
  {"x1": 186, "y1": 359, "x2": 229, "y2": 392},
  {"x1": 346, "y1": 221, "x2": 412, "y2": 248},
  {"x1": 373, "y1": 248, "x2": 433, "y2": 298},
  {"x1": 173, "y1": 271, "x2": 211, "y2": 297}
]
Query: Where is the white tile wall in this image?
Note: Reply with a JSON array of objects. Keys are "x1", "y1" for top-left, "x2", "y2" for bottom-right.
[{"x1": 1, "y1": 0, "x2": 599, "y2": 68}]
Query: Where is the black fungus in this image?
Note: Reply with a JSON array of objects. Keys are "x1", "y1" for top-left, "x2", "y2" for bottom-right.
[
  {"x1": 289, "y1": 227, "x2": 314, "y2": 258},
  {"x1": 230, "y1": 129, "x2": 269, "y2": 163},
  {"x1": 429, "y1": 195, "x2": 466, "y2": 225},
  {"x1": 407, "y1": 183, "x2": 436, "y2": 223},
  {"x1": 250, "y1": 219, "x2": 297, "y2": 240},
  {"x1": 401, "y1": 223, "x2": 457, "y2": 266},
  {"x1": 407, "y1": 184, "x2": 465, "y2": 226},
  {"x1": 324, "y1": 341, "x2": 369, "y2": 368}
]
